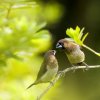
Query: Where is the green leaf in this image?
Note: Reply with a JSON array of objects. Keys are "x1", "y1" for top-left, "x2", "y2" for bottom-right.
[
  {"x1": 82, "y1": 32, "x2": 89, "y2": 42},
  {"x1": 78, "y1": 27, "x2": 85, "y2": 39},
  {"x1": 66, "y1": 26, "x2": 88, "y2": 46},
  {"x1": 75, "y1": 26, "x2": 80, "y2": 36}
]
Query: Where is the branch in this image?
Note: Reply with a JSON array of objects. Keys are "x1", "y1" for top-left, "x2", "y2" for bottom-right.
[{"x1": 37, "y1": 65, "x2": 100, "y2": 100}]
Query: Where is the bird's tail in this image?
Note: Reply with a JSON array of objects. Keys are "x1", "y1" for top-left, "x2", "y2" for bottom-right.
[
  {"x1": 26, "y1": 79, "x2": 41, "y2": 89},
  {"x1": 26, "y1": 82, "x2": 37, "y2": 89}
]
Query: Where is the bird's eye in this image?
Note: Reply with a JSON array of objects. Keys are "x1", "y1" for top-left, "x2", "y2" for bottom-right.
[
  {"x1": 52, "y1": 50, "x2": 56, "y2": 55},
  {"x1": 59, "y1": 42, "x2": 64, "y2": 46},
  {"x1": 59, "y1": 42, "x2": 62, "y2": 45}
]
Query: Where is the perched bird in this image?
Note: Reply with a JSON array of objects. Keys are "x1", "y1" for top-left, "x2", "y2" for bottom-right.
[
  {"x1": 56, "y1": 38, "x2": 88, "y2": 69},
  {"x1": 27, "y1": 50, "x2": 58, "y2": 89}
]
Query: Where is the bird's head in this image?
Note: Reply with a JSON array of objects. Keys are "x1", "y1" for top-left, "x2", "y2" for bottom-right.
[
  {"x1": 47, "y1": 50, "x2": 56, "y2": 56},
  {"x1": 56, "y1": 38, "x2": 69, "y2": 49},
  {"x1": 45, "y1": 50, "x2": 57, "y2": 65},
  {"x1": 45, "y1": 50, "x2": 56, "y2": 59},
  {"x1": 56, "y1": 38, "x2": 79, "y2": 53}
]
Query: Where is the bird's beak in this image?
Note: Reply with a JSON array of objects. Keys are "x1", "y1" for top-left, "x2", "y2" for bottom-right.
[{"x1": 56, "y1": 43, "x2": 63, "y2": 49}]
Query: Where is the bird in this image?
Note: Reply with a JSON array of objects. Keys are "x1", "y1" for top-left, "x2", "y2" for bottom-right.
[
  {"x1": 56, "y1": 38, "x2": 88, "y2": 70},
  {"x1": 27, "y1": 50, "x2": 58, "y2": 89}
]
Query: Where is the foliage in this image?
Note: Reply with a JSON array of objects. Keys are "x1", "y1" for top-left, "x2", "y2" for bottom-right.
[
  {"x1": 66, "y1": 26, "x2": 88, "y2": 45},
  {"x1": 0, "y1": 1, "x2": 63, "y2": 100},
  {"x1": 66, "y1": 26, "x2": 100, "y2": 56}
]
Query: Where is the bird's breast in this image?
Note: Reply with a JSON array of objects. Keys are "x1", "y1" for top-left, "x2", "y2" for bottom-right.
[
  {"x1": 66, "y1": 50, "x2": 85, "y2": 64},
  {"x1": 41, "y1": 67, "x2": 58, "y2": 82}
]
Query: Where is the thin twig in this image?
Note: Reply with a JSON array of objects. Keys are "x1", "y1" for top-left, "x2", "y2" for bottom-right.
[
  {"x1": 6, "y1": 4, "x2": 13, "y2": 19},
  {"x1": 83, "y1": 44, "x2": 100, "y2": 57},
  {"x1": 37, "y1": 65, "x2": 100, "y2": 100}
]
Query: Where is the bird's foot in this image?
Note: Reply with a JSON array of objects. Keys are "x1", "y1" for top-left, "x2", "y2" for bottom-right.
[
  {"x1": 85, "y1": 66, "x2": 89, "y2": 71},
  {"x1": 57, "y1": 71, "x2": 65, "y2": 77},
  {"x1": 82, "y1": 68, "x2": 86, "y2": 72},
  {"x1": 49, "y1": 81, "x2": 54, "y2": 86},
  {"x1": 72, "y1": 65, "x2": 77, "y2": 73},
  {"x1": 82, "y1": 67, "x2": 89, "y2": 72},
  {"x1": 82, "y1": 62, "x2": 89, "y2": 71},
  {"x1": 76, "y1": 62, "x2": 89, "y2": 72},
  {"x1": 72, "y1": 69, "x2": 76, "y2": 73}
]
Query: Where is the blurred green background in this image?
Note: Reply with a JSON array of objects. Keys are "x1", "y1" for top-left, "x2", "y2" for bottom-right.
[{"x1": 0, "y1": 0, "x2": 100, "y2": 100}]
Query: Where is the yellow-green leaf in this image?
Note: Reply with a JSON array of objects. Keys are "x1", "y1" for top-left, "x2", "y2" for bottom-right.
[{"x1": 82, "y1": 32, "x2": 89, "y2": 42}]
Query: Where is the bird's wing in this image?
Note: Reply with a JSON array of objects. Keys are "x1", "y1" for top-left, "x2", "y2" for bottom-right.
[{"x1": 36, "y1": 59, "x2": 47, "y2": 81}]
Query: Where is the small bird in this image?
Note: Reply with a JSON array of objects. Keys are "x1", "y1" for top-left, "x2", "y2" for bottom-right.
[
  {"x1": 27, "y1": 50, "x2": 58, "y2": 89},
  {"x1": 56, "y1": 38, "x2": 88, "y2": 70}
]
